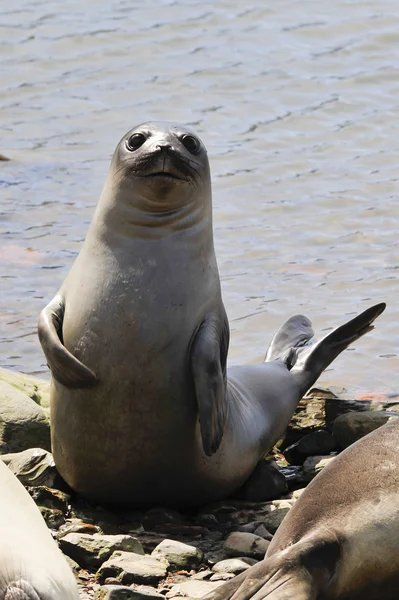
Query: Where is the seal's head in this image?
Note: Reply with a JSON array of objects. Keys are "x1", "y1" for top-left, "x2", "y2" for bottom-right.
[{"x1": 109, "y1": 122, "x2": 211, "y2": 214}]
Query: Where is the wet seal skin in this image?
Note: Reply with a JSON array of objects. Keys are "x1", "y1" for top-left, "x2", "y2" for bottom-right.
[
  {"x1": 0, "y1": 459, "x2": 78, "y2": 600},
  {"x1": 203, "y1": 417, "x2": 399, "y2": 600},
  {"x1": 39, "y1": 121, "x2": 386, "y2": 506}
]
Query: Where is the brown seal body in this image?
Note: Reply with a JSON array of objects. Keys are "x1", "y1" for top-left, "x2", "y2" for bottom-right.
[
  {"x1": 204, "y1": 418, "x2": 399, "y2": 600},
  {"x1": 0, "y1": 460, "x2": 78, "y2": 600},
  {"x1": 38, "y1": 121, "x2": 385, "y2": 506}
]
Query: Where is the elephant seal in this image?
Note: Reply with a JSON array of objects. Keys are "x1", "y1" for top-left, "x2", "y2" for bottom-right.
[
  {"x1": 38, "y1": 121, "x2": 386, "y2": 506},
  {"x1": 204, "y1": 417, "x2": 399, "y2": 600},
  {"x1": 0, "y1": 459, "x2": 78, "y2": 600}
]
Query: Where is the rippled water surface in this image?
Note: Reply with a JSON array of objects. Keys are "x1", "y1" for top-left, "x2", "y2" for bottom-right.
[{"x1": 1, "y1": 0, "x2": 398, "y2": 396}]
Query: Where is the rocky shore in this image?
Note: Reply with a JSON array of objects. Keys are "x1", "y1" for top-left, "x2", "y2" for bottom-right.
[{"x1": 1, "y1": 367, "x2": 398, "y2": 600}]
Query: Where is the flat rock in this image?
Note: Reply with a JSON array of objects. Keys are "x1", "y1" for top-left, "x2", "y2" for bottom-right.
[
  {"x1": 332, "y1": 411, "x2": 393, "y2": 449},
  {"x1": 223, "y1": 532, "x2": 270, "y2": 559},
  {"x1": 0, "y1": 381, "x2": 50, "y2": 453},
  {"x1": 237, "y1": 460, "x2": 288, "y2": 501},
  {"x1": 60, "y1": 533, "x2": 144, "y2": 569},
  {"x1": 96, "y1": 585, "x2": 164, "y2": 600},
  {"x1": 3, "y1": 448, "x2": 61, "y2": 487},
  {"x1": 212, "y1": 557, "x2": 258, "y2": 574},
  {"x1": 0, "y1": 367, "x2": 50, "y2": 409},
  {"x1": 262, "y1": 508, "x2": 290, "y2": 534},
  {"x1": 151, "y1": 539, "x2": 203, "y2": 570},
  {"x1": 97, "y1": 552, "x2": 168, "y2": 586},
  {"x1": 178, "y1": 580, "x2": 224, "y2": 598}
]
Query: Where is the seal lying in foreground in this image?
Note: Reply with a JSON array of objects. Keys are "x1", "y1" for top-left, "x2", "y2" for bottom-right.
[
  {"x1": 204, "y1": 417, "x2": 399, "y2": 600},
  {"x1": 0, "y1": 460, "x2": 78, "y2": 600},
  {"x1": 38, "y1": 121, "x2": 385, "y2": 506}
]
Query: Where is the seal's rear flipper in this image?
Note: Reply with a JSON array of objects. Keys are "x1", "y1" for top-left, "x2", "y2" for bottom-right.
[
  {"x1": 190, "y1": 311, "x2": 230, "y2": 456},
  {"x1": 291, "y1": 302, "x2": 386, "y2": 396},
  {"x1": 202, "y1": 535, "x2": 341, "y2": 600},
  {"x1": 265, "y1": 314, "x2": 314, "y2": 364},
  {"x1": 38, "y1": 296, "x2": 98, "y2": 389}
]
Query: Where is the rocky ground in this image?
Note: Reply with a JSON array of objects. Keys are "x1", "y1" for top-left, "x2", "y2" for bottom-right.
[{"x1": 1, "y1": 367, "x2": 398, "y2": 600}]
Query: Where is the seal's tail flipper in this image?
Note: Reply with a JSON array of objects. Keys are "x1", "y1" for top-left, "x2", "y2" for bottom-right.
[
  {"x1": 264, "y1": 314, "x2": 315, "y2": 364},
  {"x1": 5, "y1": 580, "x2": 40, "y2": 600},
  {"x1": 202, "y1": 536, "x2": 341, "y2": 600},
  {"x1": 291, "y1": 302, "x2": 386, "y2": 397}
]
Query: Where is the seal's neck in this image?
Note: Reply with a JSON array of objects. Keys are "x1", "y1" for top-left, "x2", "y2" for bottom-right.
[{"x1": 88, "y1": 174, "x2": 214, "y2": 248}]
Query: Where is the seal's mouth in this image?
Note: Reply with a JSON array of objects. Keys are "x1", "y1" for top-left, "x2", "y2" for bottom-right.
[{"x1": 145, "y1": 171, "x2": 185, "y2": 181}]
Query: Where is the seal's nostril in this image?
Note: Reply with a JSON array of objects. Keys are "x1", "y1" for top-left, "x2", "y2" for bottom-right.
[{"x1": 156, "y1": 143, "x2": 172, "y2": 152}]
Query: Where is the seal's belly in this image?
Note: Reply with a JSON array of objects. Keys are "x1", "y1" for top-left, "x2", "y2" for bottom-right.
[{"x1": 51, "y1": 260, "x2": 232, "y2": 503}]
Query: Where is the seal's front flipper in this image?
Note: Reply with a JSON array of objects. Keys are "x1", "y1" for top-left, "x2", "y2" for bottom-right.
[
  {"x1": 38, "y1": 296, "x2": 98, "y2": 389},
  {"x1": 202, "y1": 535, "x2": 341, "y2": 600},
  {"x1": 190, "y1": 312, "x2": 229, "y2": 456}
]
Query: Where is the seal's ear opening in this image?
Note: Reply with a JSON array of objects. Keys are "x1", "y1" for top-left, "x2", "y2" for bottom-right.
[{"x1": 38, "y1": 296, "x2": 98, "y2": 389}]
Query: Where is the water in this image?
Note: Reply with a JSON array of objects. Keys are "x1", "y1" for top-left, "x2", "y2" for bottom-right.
[{"x1": 1, "y1": 0, "x2": 398, "y2": 397}]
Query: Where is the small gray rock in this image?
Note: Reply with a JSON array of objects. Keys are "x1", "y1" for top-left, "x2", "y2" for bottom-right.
[
  {"x1": 212, "y1": 557, "x2": 258, "y2": 574},
  {"x1": 223, "y1": 532, "x2": 270, "y2": 559},
  {"x1": 0, "y1": 381, "x2": 50, "y2": 453},
  {"x1": 97, "y1": 552, "x2": 168, "y2": 585},
  {"x1": 4, "y1": 448, "x2": 61, "y2": 487},
  {"x1": 300, "y1": 455, "x2": 336, "y2": 482},
  {"x1": 27, "y1": 485, "x2": 70, "y2": 512},
  {"x1": 333, "y1": 411, "x2": 391, "y2": 449},
  {"x1": 151, "y1": 539, "x2": 203, "y2": 570},
  {"x1": 178, "y1": 580, "x2": 224, "y2": 598},
  {"x1": 95, "y1": 585, "x2": 164, "y2": 600},
  {"x1": 263, "y1": 508, "x2": 291, "y2": 534},
  {"x1": 60, "y1": 533, "x2": 144, "y2": 569}
]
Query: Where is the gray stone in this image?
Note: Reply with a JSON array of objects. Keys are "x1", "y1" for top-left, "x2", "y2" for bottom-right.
[
  {"x1": 151, "y1": 539, "x2": 203, "y2": 570},
  {"x1": 97, "y1": 552, "x2": 168, "y2": 585},
  {"x1": 27, "y1": 485, "x2": 70, "y2": 512},
  {"x1": 263, "y1": 508, "x2": 291, "y2": 534},
  {"x1": 39, "y1": 506, "x2": 65, "y2": 529},
  {"x1": 60, "y1": 533, "x2": 144, "y2": 569},
  {"x1": 212, "y1": 557, "x2": 257, "y2": 574},
  {"x1": 0, "y1": 367, "x2": 50, "y2": 409},
  {"x1": 4, "y1": 448, "x2": 61, "y2": 487},
  {"x1": 333, "y1": 411, "x2": 392, "y2": 449},
  {"x1": 0, "y1": 381, "x2": 50, "y2": 453},
  {"x1": 95, "y1": 585, "x2": 164, "y2": 600},
  {"x1": 223, "y1": 532, "x2": 270, "y2": 559},
  {"x1": 178, "y1": 580, "x2": 224, "y2": 598},
  {"x1": 300, "y1": 455, "x2": 336, "y2": 482},
  {"x1": 209, "y1": 573, "x2": 235, "y2": 581},
  {"x1": 237, "y1": 460, "x2": 287, "y2": 501}
]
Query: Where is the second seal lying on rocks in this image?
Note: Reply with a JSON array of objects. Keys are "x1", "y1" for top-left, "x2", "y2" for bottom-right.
[
  {"x1": 204, "y1": 416, "x2": 399, "y2": 600},
  {"x1": 0, "y1": 459, "x2": 78, "y2": 600},
  {"x1": 38, "y1": 121, "x2": 385, "y2": 506}
]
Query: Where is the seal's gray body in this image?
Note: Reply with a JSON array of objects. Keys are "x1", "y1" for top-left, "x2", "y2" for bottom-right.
[
  {"x1": 39, "y1": 122, "x2": 385, "y2": 506},
  {"x1": 205, "y1": 418, "x2": 399, "y2": 600},
  {"x1": 0, "y1": 460, "x2": 78, "y2": 600}
]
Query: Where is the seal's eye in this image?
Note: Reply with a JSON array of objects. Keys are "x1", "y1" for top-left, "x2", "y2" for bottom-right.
[
  {"x1": 181, "y1": 134, "x2": 201, "y2": 155},
  {"x1": 126, "y1": 133, "x2": 146, "y2": 151}
]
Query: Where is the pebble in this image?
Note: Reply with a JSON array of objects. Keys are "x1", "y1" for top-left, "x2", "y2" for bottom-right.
[
  {"x1": 151, "y1": 539, "x2": 203, "y2": 569},
  {"x1": 212, "y1": 557, "x2": 258, "y2": 574},
  {"x1": 223, "y1": 532, "x2": 270, "y2": 559}
]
